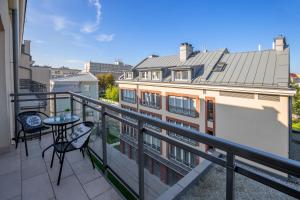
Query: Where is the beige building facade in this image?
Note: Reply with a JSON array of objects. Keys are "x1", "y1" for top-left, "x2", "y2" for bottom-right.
[
  {"x1": 0, "y1": 0, "x2": 26, "y2": 152},
  {"x1": 117, "y1": 37, "x2": 294, "y2": 185}
]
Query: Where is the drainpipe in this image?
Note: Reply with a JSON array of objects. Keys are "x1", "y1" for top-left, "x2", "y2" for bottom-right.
[{"x1": 12, "y1": 8, "x2": 20, "y2": 138}]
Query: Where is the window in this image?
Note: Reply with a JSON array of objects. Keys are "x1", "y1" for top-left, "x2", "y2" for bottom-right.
[
  {"x1": 143, "y1": 133, "x2": 161, "y2": 152},
  {"x1": 174, "y1": 70, "x2": 189, "y2": 81},
  {"x1": 168, "y1": 95, "x2": 197, "y2": 117},
  {"x1": 141, "y1": 92, "x2": 161, "y2": 109},
  {"x1": 121, "y1": 89, "x2": 136, "y2": 103},
  {"x1": 151, "y1": 71, "x2": 161, "y2": 80},
  {"x1": 169, "y1": 145, "x2": 197, "y2": 168},
  {"x1": 167, "y1": 118, "x2": 198, "y2": 168},
  {"x1": 206, "y1": 100, "x2": 214, "y2": 122},
  {"x1": 124, "y1": 72, "x2": 133, "y2": 79},
  {"x1": 141, "y1": 71, "x2": 148, "y2": 79},
  {"x1": 140, "y1": 110, "x2": 161, "y2": 132},
  {"x1": 83, "y1": 85, "x2": 90, "y2": 92}
]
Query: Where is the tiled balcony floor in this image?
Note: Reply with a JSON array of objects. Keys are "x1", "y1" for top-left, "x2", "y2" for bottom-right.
[{"x1": 0, "y1": 134, "x2": 122, "y2": 200}]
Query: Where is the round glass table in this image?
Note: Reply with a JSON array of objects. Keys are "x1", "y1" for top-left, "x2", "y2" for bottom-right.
[{"x1": 42, "y1": 114, "x2": 80, "y2": 157}]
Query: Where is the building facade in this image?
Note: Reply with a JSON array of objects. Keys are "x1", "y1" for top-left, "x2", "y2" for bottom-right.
[
  {"x1": 84, "y1": 60, "x2": 132, "y2": 79},
  {"x1": 117, "y1": 36, "x2": 294, "y2": 185},
  {"x1": 50, "y1": 66, "x2": 81, "y2": 79},
  {"x1": 0, "y1": 0, "x2": 27, "y2": 153},
  {"x1": 50, "y1": 72, "x2": 99, "y2": 119}
]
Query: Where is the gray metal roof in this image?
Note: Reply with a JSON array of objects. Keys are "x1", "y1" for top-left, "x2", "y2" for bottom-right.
[
  {"x1": 132, "y1": 48, "x2": 290, "y2": 88},
  {"x1": 51, "y1": 72, "x2": 98, "y2": 82}
]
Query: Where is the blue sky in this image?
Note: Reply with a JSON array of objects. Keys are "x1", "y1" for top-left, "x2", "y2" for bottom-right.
[{"x1": 24, "y1": 0, "x2": 300, "y2": 72}]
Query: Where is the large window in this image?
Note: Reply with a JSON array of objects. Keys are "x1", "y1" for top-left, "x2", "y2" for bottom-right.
[
  {"x1": 174, "y1": 70, "x2": 188, "y2": 81},
  {"x1": 141, "y1": 111, "x2": 162, "y2": 153},
  {"x1": 141, "y1": 71, "x2": 148, "y2": 79},
  {"x1": 206, "y1": 99, "x2": 214, "y2": 122},
  {"x1": 143, "y1": 133, "x2": 161, "y2": 152},
  {"x1": 140, "y1": 110, "x2": 161, "y2": 132},
  {"x1": 141, "y1": 92, "x2": 161, "y2": 109},
  {"x1": 121, "y1": 89, "x2": 136, "y2": 103},
  {"x1": 168, "y1": 118, "x2": 198, "y2": 168},
  {"x1": 151, "y1": 71, "x2": 161, "y2": 80},
  {"x1": 168, "y1": 95, "x2": 197, "y2": 117},
  {"x1": 124, "y1": 72, "x2": 133, "y2": 79}
]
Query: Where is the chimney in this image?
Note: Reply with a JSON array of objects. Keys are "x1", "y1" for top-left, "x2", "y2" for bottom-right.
[
  {"x1": 180, "y1": 43, "x2": 193, "y2": 62},
  {"x1": 274, "y1": 35, "x2": 287, "y2": 51},
  {"x1": 23, "y1": 40, "x2": 31, "y2": 54}
]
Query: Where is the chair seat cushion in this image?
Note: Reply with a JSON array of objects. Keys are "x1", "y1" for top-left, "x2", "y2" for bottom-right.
[{"x1": 67, "y1": 124, "x2": 91, "y2": 149}]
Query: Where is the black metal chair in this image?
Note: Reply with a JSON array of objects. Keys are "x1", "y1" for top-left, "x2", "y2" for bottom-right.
[
  {"x1": 16, "y1": 111, "x2": 50, "y2": 156},
  {"x1": 50, "y1": 121, "x2": 95, "y2": 185}
]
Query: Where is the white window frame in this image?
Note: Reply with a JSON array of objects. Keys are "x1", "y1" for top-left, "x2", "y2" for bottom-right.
[{"x1": 174, "y1": 70, "x2": 189, "y2": 81}]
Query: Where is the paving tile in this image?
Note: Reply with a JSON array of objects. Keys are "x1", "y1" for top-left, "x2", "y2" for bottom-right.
[
  {"x1": 0, "y1": 154, "x2": 20, "y2": 176},
  {"x1": 52, "y1": 175, "x2": 89, "y2": 200},
  {"x1": 92, "y1": 188, "x2": 123, "y2": 200},
  {"x1": 0, "y1": 170, "x2": 21, "y2": 200},
  {"x1": 22, "y1": 173, "x2": 54, "y2": 200},
  {"x1": 20, "y1": 140, "x2": 42, "y2": 160},
  {"x1": 46, "y1": 158, "x2": 73, "y2": 183},
  {"x1": 72, "y1": 159, "x2": 101, "y2": 184},
  {"x1": 22, "y1": 156, "x2": 47, "y2": 180},
  {"x1": 83, "y1": 177, "x2": 111, "y2": 199},
  {"x1": 65, "y1": 150, "x2": 85, "y2": 164}
]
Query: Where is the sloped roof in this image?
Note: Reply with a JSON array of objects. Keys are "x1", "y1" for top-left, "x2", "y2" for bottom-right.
[
  {"x1": 51, "y1": 72, "x2": 98, "y2": 82},
  {"x1": 131, "y1": 48, "x2": 290, "y2": 89}
]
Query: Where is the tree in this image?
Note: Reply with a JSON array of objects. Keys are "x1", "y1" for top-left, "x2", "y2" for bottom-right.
[
  {"x1": 291, "y1": 82, "x2": 300, "y2": 118},
  {"x1": 96, "y1": 73, "x2": 115, "y2": 91},
  {"x1": 105, "y1": 86, "x2": 119, "y2": 102}
]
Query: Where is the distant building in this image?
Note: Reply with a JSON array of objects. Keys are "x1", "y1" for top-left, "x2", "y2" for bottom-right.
[
  {"x1": 50, "y1": 72, "x2": 99, "y2": 119},
  {"x1": 84, "y1": 60, "x2": 132, "y2": 79},
  {"x1": 117, "y1": 36, "x2": 294, "y2": 185},
  {"x1": 290, "y1": 73, "x2": 300, "y2": 85},
  {"x1": 50, "y1": 66, "x2": 81, "y2": 79}
]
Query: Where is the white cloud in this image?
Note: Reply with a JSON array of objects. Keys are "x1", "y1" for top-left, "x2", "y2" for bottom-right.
[
  {"x1": 81, "y1": 0, "x2": 101, "y2": 33},
  {"x1": 52, "y1": 16, "x2": 67, "y2": 30},
  {"x1": 65, "y1": 59, "x2": 85, "y2": 64},
  {"x1": 96, "y1": 34, "x2": 114, "y2": 42}
]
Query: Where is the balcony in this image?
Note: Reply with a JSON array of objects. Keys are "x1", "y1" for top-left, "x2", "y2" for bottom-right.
[
  {"x1": 121, "y1": 96, "x2": 136, "y2": 104},
  {"x1": 5, "y1": 92, "x2": 300, "y2": 200},
  {"x1": 168, "y1": 105, "x2": 198, "y2": 117},
  {"x1": 140, "y1": 101, "x2": 161, "y2": 110}
]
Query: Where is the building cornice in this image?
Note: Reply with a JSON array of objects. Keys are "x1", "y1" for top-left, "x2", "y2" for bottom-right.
[{"x1": 116, "y1": 80, "x2": 296, "y2": 96}]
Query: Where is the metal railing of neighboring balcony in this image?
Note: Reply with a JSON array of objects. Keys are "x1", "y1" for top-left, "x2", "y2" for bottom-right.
[
  {"x1": 168, "y1": 105, "x2": 198, "y2": 117},
  {"x1": 10, "y1": 91, "x2": 300, "y2": 200}
]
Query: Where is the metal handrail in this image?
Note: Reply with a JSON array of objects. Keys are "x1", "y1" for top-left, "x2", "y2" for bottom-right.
[{"x1": 10, "y1": 91, "x2": 300, "y2": 199}]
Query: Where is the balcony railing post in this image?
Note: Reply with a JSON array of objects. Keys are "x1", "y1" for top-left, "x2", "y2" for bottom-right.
[
  {"x1": 101, "y1": 107, "x2": 107, "y2": 168},
  {"x1": 54, "y1": 94, "x2": 57, "y2": 116},
  {"x1": 82, "y1": 99, "x2": 86, "y2": 121},
  {"x1": 137, "y1": 119, "x2": 144, "y2": 200},
  {"x1": 70, "y1": 94, "x2": 74, "y2": 116},
  {"x1": 226, "y1": 152, "x2": 235, "y2": 200}
]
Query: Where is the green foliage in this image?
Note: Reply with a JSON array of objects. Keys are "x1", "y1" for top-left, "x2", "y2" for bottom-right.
[
  {"x1": 291, "y1": 82, "x2": 300, "y2": 117},
  {"x1": 105, "y1": 86, "x2": 119, "y2": 102},
  {"x1": 64, "y1": 108, "x2": 70, "y2": 112},
  {"x1": 96, "y1": 73, "x2": 115, "y2": 90}
]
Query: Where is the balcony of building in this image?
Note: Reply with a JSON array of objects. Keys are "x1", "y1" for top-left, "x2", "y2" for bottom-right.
[{"x1": 2, "y1": 91, "x2": 300, "y2": 200}]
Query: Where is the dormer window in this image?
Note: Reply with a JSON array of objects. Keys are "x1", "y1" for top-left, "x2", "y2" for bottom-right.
[
  {"x1": 151, "y1": 71, "x2": 161, "y2": 80},
  {"x1": 142, "y1": 71, "x2": 148, "y2": 79},
  {"x1": 175, "y1": 70, "x2": 188, "y2": 81},
  {"x1": 124, "y1": 72, "x2": 133, "y2": 79},
  {"x1": 213, "y1": 62, "x2": 226, "y2": 72}
]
